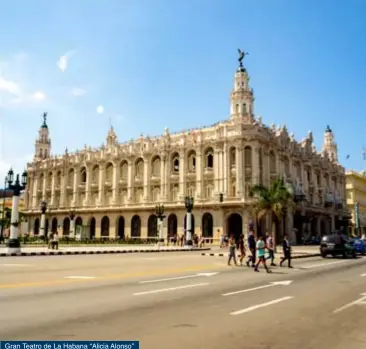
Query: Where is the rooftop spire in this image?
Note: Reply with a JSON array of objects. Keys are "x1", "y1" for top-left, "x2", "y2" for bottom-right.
[{"x1": 41, "y1": 112, "x2": 48, "y2": 128}]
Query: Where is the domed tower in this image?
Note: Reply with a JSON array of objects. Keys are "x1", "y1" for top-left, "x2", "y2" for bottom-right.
[
  {"x1": 229, "y1": 49, "x2": 255, "y2": 124},
  {"x1": 322, "y1": 125, "x2": 338, "y2": 162},
  {"x1": 34, "y1": 112, "x2": 51, "y2": 160}
]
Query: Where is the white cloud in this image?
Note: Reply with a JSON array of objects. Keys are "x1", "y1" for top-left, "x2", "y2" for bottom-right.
[
  {"x1": 32, "y1": 91, "x2": 46, "y2": 101},
  {"x1": 57, "y1": 50, "x2": 75, "y2": 72},
  {"x1": 96, "y1": 105, "x2": 104, "y2": 114},
  {"x1": 13, "y1": 52, "x2": 28, "y2": 61},
  {"x1": 70, "y1": 87, "x2": 86, "y2": 96},
  {"x1": 0, "y1": 77, "x2": 21, "y2": 95}
]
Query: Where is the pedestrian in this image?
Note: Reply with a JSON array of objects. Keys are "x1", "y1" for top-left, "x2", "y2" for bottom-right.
[
  {"x1": 266, "y1": 232, "x2": 276, "y2": 266},
  {"x1": 246, "y1": 231, "x2": 256, "y2": 267},
  {"x1": 280, "y1": 234, "x2": 292, "y2": 268},
  {"x1": 254, "y1": 235, "x2": 271, "y2": 273},
  {"x1": 237, "y1": 233, "x2": 246, "y2": 266},
  {"x1": 53, "y1": 231, "x2": 59, "y2": 250},
  {"x1": 228, "y1": 234, "x2": 238, "y2": 266}
]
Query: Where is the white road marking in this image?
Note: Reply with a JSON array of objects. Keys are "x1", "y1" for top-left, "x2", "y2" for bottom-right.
[
  {"x1": 302, "y1": 260, "x2": 348, "y2": 269},
  {"x1": 223, "y1": 281, "x2": 293, "y2": 297},
  {"x1": 230, "y1": 296, "x2": 294, "y2": 316},
  {"x1": 140, "y1": 272, "x2": 219, "y2": 284},
  {"x1": 333, "y1": 293, "x2": 366, "y2": 314},
  {"x1": 361, "y1": 273, "x2": 366, "y2": 277},
  {"x1": 0, "y1": 264, "x2": 33, "y2": 267},
  {"x1": 133, "y1": 283, "x2": 209, "y2": 296},
  {"x1": 64, "y1": 276, "x2": 96, "y2": 279}
]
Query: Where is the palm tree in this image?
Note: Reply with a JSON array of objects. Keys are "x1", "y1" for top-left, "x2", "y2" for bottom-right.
[{"x1": 250, "y1": 178, "x2": 295, "y2": 247}]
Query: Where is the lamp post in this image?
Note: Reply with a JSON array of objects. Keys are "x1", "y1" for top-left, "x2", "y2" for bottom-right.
[
  {"x1": 69, "y1": 210, "x2": 75, "y2": 238},
  {"x1": 155, "y1": 204, "x2": 165, "y2": 248},
  {"x1": 39, "y1": 201, "x2": 47, "y2": 240},
  {"x1": 184, "y1": 196, "x2": 194, "y2": 247},
  {"x1": 6, "y1": 168, "x2": 27, "y2": 253},
  {"x1": 0, "y1": 175, "x2": 8, "y2": 244}
]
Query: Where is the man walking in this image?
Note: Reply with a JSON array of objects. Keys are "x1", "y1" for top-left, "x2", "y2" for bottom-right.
[
  {"x1": 246, "y1": 231, "x2": 256, "y2": 268},
  {"x1": 266, "y1": 232, "x2": 276, "y2": 266},
  {"x1": 228, "y1": 234, "x2": 238, "y2": 266},
  {"x1": 280, "y1": 234, "x2": 292, "y2": 268}
]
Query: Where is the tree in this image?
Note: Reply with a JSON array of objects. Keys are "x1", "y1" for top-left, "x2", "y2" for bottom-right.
[{"x1": 250, "y1": 178, "x2": 295, "y2": 244}]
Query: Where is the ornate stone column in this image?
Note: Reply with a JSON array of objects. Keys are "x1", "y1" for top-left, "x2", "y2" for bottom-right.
[
  {"x1": 252, "y1": 146, "x2": 260, "y2": 185},
  {"x1": 59, "y1": 171, "x2": 66, "y2": 208},
  {"x1": 112, "y1": 163, "x2": 118, "y2": 204},
  {"x1": 50, "y1": 171, "x2": 56, "y2": 207},
  {"x1": 143, "y1": 158, "x2": 149, "y2": 202},
  {"x1": 235, "y1": 144, "x2": 243, "y2": 196},
  {"x1": 160, "y1": 152, "x2": 167, "y2": 201},
  {"x1": 223, "y1": 143, "x2": 229, "y2": 195},
  {"x1": 42, "y1": 173, "x2": 47, "y2": 201},
  {"x1": 196, "y1": 150, "x2": 202, "y2": 199},
  {"x1": 98, "y1": 163, "x2": 105, "y2": 206},
  {"x1": 84, "y1": 165, "x2": 91, "y2": 206},
  {"x1": 72, "y1": 168, "x2": 79, "y2": 207},
  {"x1": 179, "y1": 150, "x2": 185, "y2": 199},
  {"x1": 127, "y1": 160, "x2": 133, "y2": 201}
]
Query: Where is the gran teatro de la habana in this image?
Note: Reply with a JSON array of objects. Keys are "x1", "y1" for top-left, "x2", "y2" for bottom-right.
[{"x1": 22, "y1": 53, "x2": 350, "y2": 244}]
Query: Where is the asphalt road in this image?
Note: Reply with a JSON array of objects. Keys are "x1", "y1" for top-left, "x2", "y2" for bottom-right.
[{"x1": 1, "y1": 251, "x2": 366, "y2": 349}]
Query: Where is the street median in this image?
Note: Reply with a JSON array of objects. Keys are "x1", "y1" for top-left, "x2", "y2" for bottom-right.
[
  {"x1": 0, "y1": 247, "x2": 211, "y2": 257},
  {"x1": 201, "y1": 252, "x2": 320, "y2": 259}
]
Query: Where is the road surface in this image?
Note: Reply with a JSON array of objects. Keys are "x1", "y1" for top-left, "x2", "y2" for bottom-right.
[{"x1": 1, "y1": 251, "x2": 365, "y2": 348}]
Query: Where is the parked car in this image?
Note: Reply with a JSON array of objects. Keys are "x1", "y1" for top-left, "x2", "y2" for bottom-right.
[
  {"x1": 320, "y1": 234, "x2": 356, "y2": 258},
  {"x1": 302, "y1": 236, "x2": 321, "y2": 245},
  {"x1": 351, "y1": 238, "x2": 366, "y2": 255}
]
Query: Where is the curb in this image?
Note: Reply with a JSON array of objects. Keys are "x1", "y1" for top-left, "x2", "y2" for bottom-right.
[
  {"x1": 0, "y1": 248, "x2": 211, "y2": 257},
  {"x1": 201, "y1": 253, "x2": 321, "y2": 259}
]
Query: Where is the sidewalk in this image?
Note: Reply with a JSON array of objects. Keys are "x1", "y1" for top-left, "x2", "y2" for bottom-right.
[
  {"x1": 0, "y1": 245, "x2": 211, "y2": 257},
  {"x1": 201, "y1": 245, "x2": 320, "y2": 259}
]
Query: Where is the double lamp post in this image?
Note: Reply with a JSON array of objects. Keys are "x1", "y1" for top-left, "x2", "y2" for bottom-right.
[{"x1": 5, "y1": 168, "x2": 28, "y2": 253}]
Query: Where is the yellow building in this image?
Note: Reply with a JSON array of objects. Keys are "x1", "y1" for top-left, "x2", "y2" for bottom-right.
[{"x1": 346, "y1": 170, "x2": 366, "y2": 236}]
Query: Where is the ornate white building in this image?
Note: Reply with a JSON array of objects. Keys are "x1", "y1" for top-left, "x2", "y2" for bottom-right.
[{"x1": 23, "y1": 56, "x2": 349, "y2": 243}]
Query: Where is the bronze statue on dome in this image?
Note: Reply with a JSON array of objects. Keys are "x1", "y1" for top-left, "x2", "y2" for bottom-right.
[{"x1": 238, "y1": 49, "x2": 249, "y2": 66}]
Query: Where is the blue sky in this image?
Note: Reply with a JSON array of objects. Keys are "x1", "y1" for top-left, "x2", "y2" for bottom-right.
[{"x1": 1, "y1": 0, "x2": 366, "y2": 182}]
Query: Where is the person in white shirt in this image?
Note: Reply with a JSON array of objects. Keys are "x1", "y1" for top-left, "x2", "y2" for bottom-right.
[{"x1": 266, "y1": 232, "x2": 276, "y2": 266}]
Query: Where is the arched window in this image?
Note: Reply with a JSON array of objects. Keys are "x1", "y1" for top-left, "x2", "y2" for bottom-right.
[
  {"x1": 120, "y1": 161, "x2": 128, "y2": 180},
  {"x1": 230, "y1": 147, "x2": 236, "y2": 167},
  {"x1": 135, "y1": 158, "x2": 144, "y2": 177},
  {"x1": 131, "y1": 215, "x2": 141, "y2": 237},
  {"x1": 80, "y1": 167, "x2": 87, "y2": 183},
  {"x1": 187, "y1": 151, "x2": 196, "y2": 172},
  {"x1": 152, "y1": 156, "x2": 161, "y2": 177},
  {"x1": 101, "y1": 216, "x2": 110, "y2": 237},
  {"x1": 244, "y1": 146, "x2": 252, "y2": 168},
  {"x1": 205, "y1": 148, "x2": 214, "y2": 169},
  {"x1": 105, "y1": 163, "x2": 113, "y2": 182},
  {"x1": 172, "y1": 153, "x2": 179, "y2": 173}
]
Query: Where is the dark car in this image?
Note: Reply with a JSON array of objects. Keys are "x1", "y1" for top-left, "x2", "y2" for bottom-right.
[
  {"x1": 351, "y1": 238, "x2": 366, "y2": 255},
  {"x1": 320, "y1": 234, "x2": 356, "y2": 258}
]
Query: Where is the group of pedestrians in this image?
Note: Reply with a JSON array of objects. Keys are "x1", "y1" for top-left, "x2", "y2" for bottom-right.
[{"x1": 227, "y1": 231, "x2": 293, "y2": 273}]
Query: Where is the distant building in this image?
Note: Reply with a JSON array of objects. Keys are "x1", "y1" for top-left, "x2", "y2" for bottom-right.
[
  {"x1": 23, "y1": 53, "x2": 349, "y2": 243},
  {"x1": 346, "y1": 170, "x2": 366, "y2": 236}
]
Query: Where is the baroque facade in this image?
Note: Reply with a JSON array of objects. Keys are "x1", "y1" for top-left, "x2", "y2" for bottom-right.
[
  {"x1": 23, "y1": 57, "x2": 349, "y2": 243},
  {"x1": 346, "y1": 170, "x2": 366, "y2": 236}
]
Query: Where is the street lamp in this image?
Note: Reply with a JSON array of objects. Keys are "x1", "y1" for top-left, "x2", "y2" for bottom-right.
[
  {"x1": 155, "y1": 204, "x2": 165, "y2": 248},
  {"x1": 6, "y1": 168, "x2": 27, "y2": 253},
  {"x1": 69, "y1": 210, "x2": 75, "y2": 238},
  {"x1": 0, "y1": 175, "x2": 8, "y2": 243},
  {"x1": 39, "y1": 200, "x2": 47, "y2": 239},
  {"x1": 184, "y1": 196, "x2": 194, "y2": 247}
]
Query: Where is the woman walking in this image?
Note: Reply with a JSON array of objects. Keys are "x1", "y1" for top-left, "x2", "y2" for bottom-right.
[
  {"x1": 237, "y1": 233, "x2": 246, "y2": 266},
  {"x1": 254, "y1": 235, "x2": 271, "y2": 273}
]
